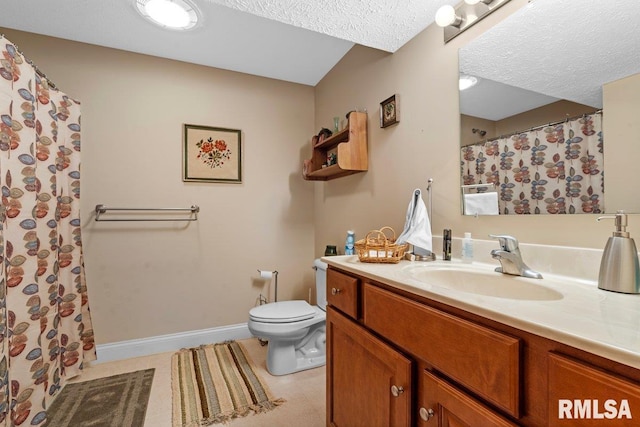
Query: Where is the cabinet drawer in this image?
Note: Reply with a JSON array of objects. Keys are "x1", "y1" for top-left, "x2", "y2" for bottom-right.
[
  {"x1": 363, "y1": 284, "x2": 521, "y2": 418},
  {"x1": 419, "y1": 370, "x2": 518, "y2": 427},
  {"x1": 548, "y1": 353, "x2": 640, "y2": 426},
  {"x1": 327, "y1": 268, "x2": 359, "y2": 319}
]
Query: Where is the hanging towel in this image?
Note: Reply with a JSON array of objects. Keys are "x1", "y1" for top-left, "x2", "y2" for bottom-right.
[
  {"x1": 463, "y1": 192, "x2": 499, "y2": 216},
  {"x1": 396, "y1": 189, "x2": 433, "y2": 254}
]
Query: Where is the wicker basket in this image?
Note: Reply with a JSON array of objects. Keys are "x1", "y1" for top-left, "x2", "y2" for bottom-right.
[{"x1": 355, "y1": 226, "x2": 408, "y2": 264}]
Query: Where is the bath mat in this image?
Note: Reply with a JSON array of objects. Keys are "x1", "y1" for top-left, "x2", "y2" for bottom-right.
[
  {"x1": 44, "y1": 368, "x2": 154, "y2": 427},
  {"x1": 172, "y1": 341, "x2": 284, "y2": 426}
]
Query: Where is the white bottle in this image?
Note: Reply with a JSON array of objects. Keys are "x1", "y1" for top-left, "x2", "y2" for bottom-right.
[{"x1": 461, "y1": 232, "x2": 473, "y2": 263}]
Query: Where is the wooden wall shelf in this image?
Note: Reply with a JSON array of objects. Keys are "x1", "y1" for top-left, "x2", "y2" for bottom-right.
[{"x1": 303, "y1": 111, "x2": 368, "y2": 181}]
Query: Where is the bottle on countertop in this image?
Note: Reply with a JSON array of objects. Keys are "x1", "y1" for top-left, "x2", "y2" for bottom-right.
[
  {"x1": 462, "y1": 232, "x2": 473, "y2": 263},
  {"x1": 443, "y1": 229, "x2": 452, "y2": 261},
  {"x1": 345, "y1": 230, "x2": 355, "y2": 255}
]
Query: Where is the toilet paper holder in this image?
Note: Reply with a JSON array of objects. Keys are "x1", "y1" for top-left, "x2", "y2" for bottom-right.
[{"x1": 257, "y1": 270, "x2": 279, "y2": 302}]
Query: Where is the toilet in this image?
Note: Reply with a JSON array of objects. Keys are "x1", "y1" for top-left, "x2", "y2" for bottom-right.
[{"x1": 248, "y1": 259, "x2": 327, "y2": 375}]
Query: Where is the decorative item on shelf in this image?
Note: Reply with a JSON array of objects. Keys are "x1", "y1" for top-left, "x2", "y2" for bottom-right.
[
  {"x1": 354, "y1": 227, "x2": 408, "y2": 264},
  {"x1": 316, "y1": 128, "x2": 333, "y2": 146},
  {"x1": 380, "y1": 94, "x2": 399, "y2": 128},
  {"x1": 333, "y1": 116, "x2": 340, "y2": 133},
  {"x1": 327, "y1": 151, "x2": 337, "y2": 166}
]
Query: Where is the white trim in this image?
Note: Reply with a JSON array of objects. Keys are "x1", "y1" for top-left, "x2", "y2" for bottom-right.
[{"x1": 94, "y1": 323, "x2": 253, "y2": 364}]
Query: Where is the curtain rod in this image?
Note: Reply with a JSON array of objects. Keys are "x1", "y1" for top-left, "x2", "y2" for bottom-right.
[
  {"x1": 470, "y1": 109, "x2": 603, "y2": 146},
  {"x1": 0, "y1": 33, "x2": 57, "y2": 90}
]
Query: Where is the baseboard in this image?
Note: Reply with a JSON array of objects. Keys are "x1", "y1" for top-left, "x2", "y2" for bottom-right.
[{"x1": 94, "y1": 323, "x2": 253, "y2": 364}]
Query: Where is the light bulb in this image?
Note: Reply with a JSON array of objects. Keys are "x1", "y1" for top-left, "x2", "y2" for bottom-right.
[
  {"x1": 136, "y1": 0, "x2": 199, "y2": 30},
  {"x1": 435, "y1": 5, "x2": 457, "y2": 27},
  {"x1": 146, "y1": 0, "x2": 190, "y2": 28},
  {"x1": 459, "y1": 75, "x2": 478, "y2": 91}
]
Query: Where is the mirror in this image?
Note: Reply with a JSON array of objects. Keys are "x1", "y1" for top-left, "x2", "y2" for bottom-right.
[{"x1": 459, "y1": 0, "x2": 640, "y2": 215}]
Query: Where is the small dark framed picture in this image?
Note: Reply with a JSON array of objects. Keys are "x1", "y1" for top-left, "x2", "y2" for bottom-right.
[
  {"x1": 183, "y1": 124, "x2": 242, "y2": 183},
  {"x1": 380, "y1": 94, "x2": 399, "y2": 128}
]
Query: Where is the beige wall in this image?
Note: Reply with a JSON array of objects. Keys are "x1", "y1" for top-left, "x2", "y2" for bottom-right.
[
  {"x1": 0, "y1": 29, "x2": 317, "y2": 345},
  {"x1": 603, "y1": 72, "x2": 640, "y2": 213},
  {"x1": 495, "y1": 100, "x2": 596, "y2": 136},
  {"x1": 313, "y1": 0, "x2": 623, "y2": 255},
  {"x1": 460, "y1": 114, "x2": 496, "y2": 146},
  {"x1": 461, "y1": 100, "x2": 596, "y2": 146}
]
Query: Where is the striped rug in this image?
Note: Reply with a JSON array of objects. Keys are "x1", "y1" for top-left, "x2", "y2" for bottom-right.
[{"x1": 172, "y1": 341, "x2": 285, "y2": 426}]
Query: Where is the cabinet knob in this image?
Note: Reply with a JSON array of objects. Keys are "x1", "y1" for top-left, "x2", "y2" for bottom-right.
[
  {"x1": 419, "y1": 407, "x2": 435, "y2": 421},
  {"x1": 331, "y1": 288, "x2": 342, "y2": 295},
  {"x1": 390, "y1": 385, "x2": 404, "y2": 397}
]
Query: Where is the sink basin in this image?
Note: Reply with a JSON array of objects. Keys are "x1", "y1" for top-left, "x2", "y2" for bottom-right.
[{"x1": 404, "y1": 266, "x2": 564, "y2": 301}]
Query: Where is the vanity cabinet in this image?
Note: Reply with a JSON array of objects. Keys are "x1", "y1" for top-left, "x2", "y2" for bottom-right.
[
  {"x1": 326, "y1": 269, "x2": 412, "y2": 426},
  {"x1": 303, "y1": 111, "x2": 368, "y2": 181},
  {"x1": 326, "y1": 266, "x2": 640, "y2": 427}
]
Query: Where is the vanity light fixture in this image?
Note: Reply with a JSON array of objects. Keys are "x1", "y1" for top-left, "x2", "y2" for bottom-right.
[
  {"x1": 135, "y1": 0, "x2": 200, "y2": 30},
  {"x1": 435, "y1": 0, "x2": 511, "y2": 43},
  {"x1": 464, "y1": 0, "x2": 494, "y2": 5}
]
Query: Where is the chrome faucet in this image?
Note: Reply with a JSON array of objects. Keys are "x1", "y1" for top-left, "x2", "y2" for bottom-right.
[{"x1": 490, "y1": 235, "x2": 543, "y2": 279}]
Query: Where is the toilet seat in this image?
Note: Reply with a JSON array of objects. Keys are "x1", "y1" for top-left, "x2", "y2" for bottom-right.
[{"x1": 249, "y1": 300, "x2": 316, "y2": 323}]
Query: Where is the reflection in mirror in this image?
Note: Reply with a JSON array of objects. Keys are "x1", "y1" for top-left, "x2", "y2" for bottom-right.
[{"x1": 458, "y1": 0, "x2": 640, "y2": 215}]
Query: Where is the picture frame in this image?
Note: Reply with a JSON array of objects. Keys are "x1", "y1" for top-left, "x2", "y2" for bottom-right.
[
  {"x1": 380, "y1": 94, "x2": 399, "y2": 128},
  {"x1": 183, "y1": 124, "x2": 242, "y2": 183}
]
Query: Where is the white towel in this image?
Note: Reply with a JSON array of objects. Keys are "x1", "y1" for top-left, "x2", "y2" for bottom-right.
[
  {"x1": 396, "y1": 189, "x2": 432, "y2": 253},
  {"x1": 463, "y1": 192, "x2": 499, "y2": 216}
]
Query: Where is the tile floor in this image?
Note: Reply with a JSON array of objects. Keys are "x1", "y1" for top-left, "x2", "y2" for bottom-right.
[{"x1": 70, "y1": 338, "x2": 326, "y2": 426}]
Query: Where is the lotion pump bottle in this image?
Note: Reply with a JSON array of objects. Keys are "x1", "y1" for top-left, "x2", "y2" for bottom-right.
[
  {"x1": 461, "y1": 232, "x2": 473, "y2": 263},
  {"x1": 597, "y1": 211, "x2": 640, "y2": 294}
]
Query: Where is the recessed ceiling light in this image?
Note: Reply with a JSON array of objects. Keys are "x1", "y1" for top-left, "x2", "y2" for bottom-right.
[
  {"x1": 459, "y1": 75, "x2": 478, "y2": 90},
  {"x1": 135, "y1": 0, "x2": 200, "y2": 30}
]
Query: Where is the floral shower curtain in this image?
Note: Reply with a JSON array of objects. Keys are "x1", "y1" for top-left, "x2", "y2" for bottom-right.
[
  {"x1": 0, "y1": 35, "x2": 95, "y2": 425},
  {"x1": 461, "y1": 112, "x2": 604, "y2": 214}
]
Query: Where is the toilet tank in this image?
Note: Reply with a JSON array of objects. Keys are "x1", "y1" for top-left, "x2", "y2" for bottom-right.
[{"x1": 314, "y1": 259, "x2": 328, "y2": 310}]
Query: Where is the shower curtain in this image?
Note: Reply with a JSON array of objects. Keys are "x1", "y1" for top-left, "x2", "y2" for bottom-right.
[
  {"x1": 461, "y1": 112, "x2": 604, "y2": 214},
  {"x1": 0, "y1": 35, "x2": 95, "y2": 426}
]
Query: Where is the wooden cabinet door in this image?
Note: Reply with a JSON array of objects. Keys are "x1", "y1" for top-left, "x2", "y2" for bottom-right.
[
  {"x1": 419, "y1": 370, "x2": 518, "y2": 427},
  {"x1": 327, "y1": 306, "x2": 412, "y2": 427},
  {"x1": 548, "y1": 353, "x2": 640, "y2": 426}
]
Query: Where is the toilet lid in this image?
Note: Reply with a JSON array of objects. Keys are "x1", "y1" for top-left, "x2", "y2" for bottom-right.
[{"x1": 249, "y1": 300, "x2": 316, "y2": 323}]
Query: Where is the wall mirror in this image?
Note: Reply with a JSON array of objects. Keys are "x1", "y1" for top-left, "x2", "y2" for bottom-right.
[{"x1": 458, "y1": 0, "x2": 640, "y2": 215}]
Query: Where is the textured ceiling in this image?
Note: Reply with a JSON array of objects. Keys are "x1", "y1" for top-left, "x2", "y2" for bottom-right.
[
  {"x1": 460, "y1": 0, "x2": 640, "y2": 120},
  {"x1": 0, "y1": 0, "x2": 458, "y2": 86}
]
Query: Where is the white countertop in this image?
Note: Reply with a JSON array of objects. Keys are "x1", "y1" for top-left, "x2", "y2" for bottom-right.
[{"x1": 322, "y1": 255, "x2": 640, "y2": 370}]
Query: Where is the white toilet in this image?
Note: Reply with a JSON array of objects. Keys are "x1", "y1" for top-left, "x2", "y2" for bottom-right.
[{"x1": 248, "y1": 259, "x2": 327, "y2": 375}]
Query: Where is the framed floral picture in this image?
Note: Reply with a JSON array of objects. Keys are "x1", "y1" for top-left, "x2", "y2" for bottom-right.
[
  {"x1": 183, "y1": 124, "x2": 242, "y2": 183},
  {"x1": 380, "y1": 94, "x2": 399, "y2": 128}
]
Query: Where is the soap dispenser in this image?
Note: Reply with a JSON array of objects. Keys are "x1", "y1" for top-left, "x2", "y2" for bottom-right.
[{"x1": 597, "y1": 211, "x2": 640, "y2": 294}]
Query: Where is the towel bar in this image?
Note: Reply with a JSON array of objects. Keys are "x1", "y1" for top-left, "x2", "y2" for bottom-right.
[{"x1": 94, "y1": 204, "x2": 200, "y2": 222}]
